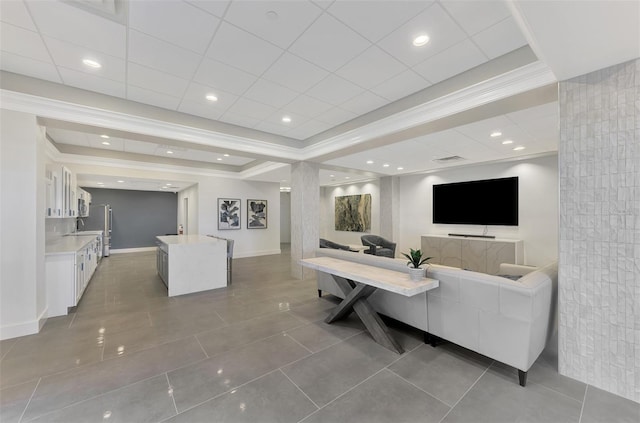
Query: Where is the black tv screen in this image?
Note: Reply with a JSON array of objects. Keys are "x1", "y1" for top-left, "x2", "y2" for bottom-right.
[{"x1": 433, "y1": 177, "x2": 518, "y2": 226}]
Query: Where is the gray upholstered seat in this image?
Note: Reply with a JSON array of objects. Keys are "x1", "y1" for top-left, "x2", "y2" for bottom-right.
[
  {"x1": 360, "y1": 235, "x2": 396, "y2": 258},
  {"x1": 319, "y1": 238, "x2": 355, "y2": 251}
]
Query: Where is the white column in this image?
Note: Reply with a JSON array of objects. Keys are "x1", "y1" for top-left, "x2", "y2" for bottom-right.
[
  {"x1": 379, "y1": 176, "x2": 399, "y2": 241},
  {"x1": 290, "y1": 161, "x2": 319, "y2": 279},
  {"x1": 558, "y1": 58, "x2": 639, "y2": 402}
]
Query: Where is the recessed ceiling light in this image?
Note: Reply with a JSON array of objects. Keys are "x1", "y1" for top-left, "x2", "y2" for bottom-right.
[
  {"x1": 490, "y1": 131, "x2": 502, "y2": 138},
  {"x1": 217, "y1": 158, "x2": 223, "y2": 161},
  {"x1": 366, "y1": 160, "x2": 374, "y2": 164},
  {"x1": 383, "y1": 163, "x2": 390, "y2": 168},
  {"x1": 502, "y1": 140, "x2": 513, "y2": 145},
  {"x1": 166, "y1": 150, "x2": 174, "y2": 154},
  {"x1": 397, "y1": 167, "x2": 404, "y2": 170},
  {"x1": 117, "y1": 180, "x2": 124, "y2": 183},
  {"x1": 329, "y1": 174, "x2": 335, "y2": 178},
  {"x1": 345, "y1": 176, "x2": 350, "y2": 179},
  {"x1": 223, "y1": 154, "x2": 229, "y2": 157},
  {"x1": 205, "y1": 94, "x2": 218, "y2": 102},
  {"x1": 97, "y1": 182, "x2": 104, "y2": 185},
  {"x1": 266, "y1": 10, "x2": 279, "y2": 20},
  {"x1": 412, "y1": 34, "x2": 430, "y2": 47},
  {"x1": 100, "y1": 134, "x2": 109, "y2": 139},
  {"x1": 166, "y1": 183, "x2": 172, "y2": 186},
  {"x1": 101, "y1": 141, "x2": 111, "y2": 146},
  {"x1": 82, "y1": 58, "x2": 101, "y2": 68},
  {"x1": 282, "y1": 116, "x2": 292, "y2": 123},
  {"x1": 513, "y1": 146, "x2": 526, "y2": 151}
]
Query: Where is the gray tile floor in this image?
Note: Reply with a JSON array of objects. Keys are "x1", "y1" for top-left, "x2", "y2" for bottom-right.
[{"x1": 1, "y1": 247, "x2": 638, "y2": 423}]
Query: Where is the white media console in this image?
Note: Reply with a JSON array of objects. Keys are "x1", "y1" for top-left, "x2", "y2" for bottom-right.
[{"x1": 421, "y1": 234, "x2": 523, "y2": 275}]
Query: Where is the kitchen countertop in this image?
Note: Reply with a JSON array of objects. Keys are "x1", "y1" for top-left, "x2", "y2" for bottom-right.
[
  {"x1": 46, "y1": 235, "x2": 96, "y2": 255},
  {"x1": 156, "y1": 235, "x2": 223, "y2": 245},
  {"x1": 67, "y1": 230, "x2": 104, "y2": 236}
]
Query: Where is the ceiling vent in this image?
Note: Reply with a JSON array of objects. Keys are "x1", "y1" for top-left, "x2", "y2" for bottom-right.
[
  {"x1": 64, "y1": 0, "x2": 127, "y2": 24},
  {"x1": 433, "y1": 155, "x2": 466, "y2": 163}
]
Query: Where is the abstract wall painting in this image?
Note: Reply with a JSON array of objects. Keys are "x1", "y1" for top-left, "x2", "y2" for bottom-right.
[
  {"x1": 334, "y1": 194, "x2": 371, "y2": 232},
  {"x1": 218, "y1": 198, "x2": 241, "y2": 230},
  {"x1": 247, "y1": 199, "x2": 267, "y2": 229}
]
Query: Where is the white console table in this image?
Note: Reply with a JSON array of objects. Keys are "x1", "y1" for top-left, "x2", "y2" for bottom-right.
[{"x1": 421, "y1": 234, "x2": 523, "y2": 275}]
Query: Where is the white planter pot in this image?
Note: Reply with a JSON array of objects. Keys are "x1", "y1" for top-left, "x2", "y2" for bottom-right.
[{"x1": 408, "y1": 267, "x2": 425, "y2": 281}]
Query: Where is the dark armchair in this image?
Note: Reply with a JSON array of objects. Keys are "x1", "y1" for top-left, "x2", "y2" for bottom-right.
[
  {"x1": 361, "y1": 235, "x2": 396, "y2": 258},
  {"x1": 319, "y1": 238, "x2": 356, "y2": 252}
]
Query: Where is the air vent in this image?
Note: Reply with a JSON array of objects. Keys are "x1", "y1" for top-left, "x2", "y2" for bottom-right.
[{"x1": 433, "y1": 155, "x2": 466, "y2": 163}]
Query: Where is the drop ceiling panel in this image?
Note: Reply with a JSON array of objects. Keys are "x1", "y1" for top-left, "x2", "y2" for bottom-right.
[
  {"x1": 59, "y1": 67, "x2": 126, "y2": 97},
  {"x1": 129, "y1": 0, "x2": 220, "y2": 54},
  {"x1": 127, "y1": 63, "x2": 189, "y2": 98},
  {"x1": 44, "y1": 37, "x2": 126, "y2": 82},
  {"x1": 261, "y1": 52, "x2": 329, "y2": 93},
  {"x1": 226, "y1": 97, "x2": 277, "y2": 121},
  {"x1": 124, "y1": 139, "x2": 160, "y2": 155},
  {"x1": 253, "y1": 121, "x2": 295, "y2": 137},
  {"x1": 440, "y1": 0, "x2": 511, "y2": 36},
  {"x1": 305, "y1": 74, "x2": 364, "y2": 105},
  {"x1": 284, "y1": 95, "x2": 333, "y2": 119},
  {"x1": 177, "y1": 100, "x2": 225, "y2": 121},
  {"x1": 127, "y1": 86, "x2": 181, "y2": 110},
  {"x1": 327, "y1": 0, "x2": 433, "y2": 43},
  {"x1": 1, "y1": 23, "x2": 51, "y2": 62},
  {"x1": 285, "y1": 119, "x2": 333, "y2": 140},
  {"x1": 128, "y1": 30, "x2": 201, "y2": 79},
  {"x1": 472, "y1": 17, "x2": 528, "y2": 59},
  {"x1": 413, "y1": 39, "x2": 486, "y2": 84},
  {"x1": 193, "y1": 58, "x2": 258, "y2": 96},
  {"x1": 288, "y1": 13, "x2": 370, "y2": 72},
  {"x1": 185, "y1": 0, "x2": 230, "y2": 18},
  {"x1": 26, "y1": 0, "x2": 126, "y2": 58},
  {"x1": 377, "y1": 3, "x2": 468, "y2": 67},
  {"x1": 336, "y1": 45, "x2": 407, "y2": 90},
  {"x1": 339, "y1": 91, "x2": 388, "y2": 115},
  {"x1": 206, "y1": 22, "x2": 283, "y2": 76},
  {"x1": 243, "y1": 79, "x2": 299, "y2": 109},
  {"x1": 370, "y1": 69, "x2": 431, "y2": 101},
  {"x1": 0, "y1": 0, "x2": 37, "y2": 31},
  {"x1": 48, "y1": 128, "x2": 89, "y2": 146},
  {"x1": 314, "y1": 106, "x2": 358, "y2": 126},
  {"x1": 181, "y1": 82, "x2": 239, "y2": 111},
  {"x1": 0, "y1": 51, "x2": 61, "y2": 83},
  {"x1": 224, "y1": 0, "x2": 323, "y2": 49},
  {"x1": 218, "y1": 111, "x2": 259, "y2": 129}
]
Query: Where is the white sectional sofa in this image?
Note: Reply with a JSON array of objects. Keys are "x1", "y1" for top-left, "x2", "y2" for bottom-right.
[{"x1": 314, "y1": 248, "x2": 558, "y2": 386}]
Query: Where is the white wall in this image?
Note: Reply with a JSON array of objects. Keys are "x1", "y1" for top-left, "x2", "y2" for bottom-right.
[
  {"x1": 0, "y1": 110, "x2": 47, "y2": 339},
  {"x1": 178, "y1": 184, "x2": 199, "y2": 235},
  {"x1": 196, "y1": 178, "x2": 280, "y2": 258},
  {"x1": 320, "y1": 181, "x2": 380, "y2": 247},
  {"x1": 280, "y1": 192, "x2": 291, "y2": 243},
  {"x1": 398, "y1": 155, "x2": 558, "y2": 266}
]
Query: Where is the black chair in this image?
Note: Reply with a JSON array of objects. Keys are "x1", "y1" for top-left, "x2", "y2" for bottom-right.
[
  {"x1": 361, "y1": 235, "x2": 396, "y2": 258},
  {"x1": 319, "y1": 238, "x2": 356, "y2": 252}
]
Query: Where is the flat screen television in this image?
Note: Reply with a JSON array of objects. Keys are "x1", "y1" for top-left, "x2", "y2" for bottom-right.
[{"x1": 432, "y1": 177, "x2": 518, "y2": 226}]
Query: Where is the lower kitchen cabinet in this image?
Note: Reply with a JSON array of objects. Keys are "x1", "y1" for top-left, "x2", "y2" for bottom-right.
[{"x1": 46, "y1": 238, "x2": 99, "y2": 317}]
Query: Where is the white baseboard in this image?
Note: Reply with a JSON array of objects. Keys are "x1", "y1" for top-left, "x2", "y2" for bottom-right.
[
  {"x1": 233, "y1": 249, "x2": 281, "y2": 259},
  {"x1": 0, "y1": 309, "x2": 47, "y2": 340},
  {"x1": 110, "y1": 247, "x2": 157, "y2": 254}
]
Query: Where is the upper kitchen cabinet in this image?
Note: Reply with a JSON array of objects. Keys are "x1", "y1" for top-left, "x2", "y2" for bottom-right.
[
  {"x1": 77, "y1": 188, "x2": 91, "y2": 217},
  {"x1": 45, "y1": 164, "x2": 77, "y2": 218}
]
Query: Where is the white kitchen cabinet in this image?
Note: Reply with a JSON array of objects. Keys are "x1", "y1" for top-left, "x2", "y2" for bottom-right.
[
  {"x1": 45, "y1": 164, "x2": 77, "y2": 218},
  {"x1": 46, "y1": 237, "x2": 99, "y2": 317}
]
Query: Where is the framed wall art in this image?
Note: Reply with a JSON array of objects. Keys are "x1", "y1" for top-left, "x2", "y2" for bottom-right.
[
  {"x1": 247, "y1": 199, "x2": 267, "y2": 229},
  {"x1": 334, "y1": 193, "x2": 371, "y2": 232},
  {"x1": 218, "y1": 198, "x2": 241, "y2": 230}
]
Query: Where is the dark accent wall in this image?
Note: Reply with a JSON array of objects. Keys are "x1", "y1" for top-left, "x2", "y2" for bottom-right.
[{"x1": 84, "y1": 188, "x2": 177, "y2": 249}]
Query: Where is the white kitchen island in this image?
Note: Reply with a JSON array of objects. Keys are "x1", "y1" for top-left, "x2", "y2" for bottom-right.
[{"x1": 156, "y1": 235, "x2": 227, "y2": 297}]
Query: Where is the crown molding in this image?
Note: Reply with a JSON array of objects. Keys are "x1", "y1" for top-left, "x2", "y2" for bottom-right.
[
  {"x1": 0, "y1": 89, "x2": 303, "y2": 162},
  {"x1": 301, "y1": 61, "x2": 557, "y2": 160}
]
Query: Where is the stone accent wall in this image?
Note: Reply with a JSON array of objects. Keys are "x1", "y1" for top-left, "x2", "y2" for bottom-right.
[
  {"x1": 558, "y1": 58, "x2": 639, "y2": 402},
  {"x1": 290, "y1": 161, "x2": 319, "y2": 279}
]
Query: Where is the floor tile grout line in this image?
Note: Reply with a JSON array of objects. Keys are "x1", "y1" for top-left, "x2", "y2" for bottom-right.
[
  {"x1": 392, "y1": 366, "x2": 455, "y2": 405},
  {"x1": 0, "y1": 338, "x2": 19, "y2": 362},
  {"x1": 578, "y1": 385, "x2": 589, "y2": 423},
  {"x1": 17, "y1": 377, "x2": 40, "y2": 423},
  {"x1": 279, "y1": 369, "x2": 321, "y2": 410},
  {"x1": 437, "y1": 362, "x2": 492, "y2": 423},
  {"x1": 67, "y1": 312, "x2": 77, "y2": 329},
  {"x1": 193, "y1": 334, "x2": 210, "y2": 359},
  {"x1": 165, "y1": 372, "x2": 179, "y2": 416},
  {"x1": 211, "y1": 309, "x2": 229, "y2": 326},
  {"x1": 283, "y1": 332, "x2": 315, "y2": 355}
]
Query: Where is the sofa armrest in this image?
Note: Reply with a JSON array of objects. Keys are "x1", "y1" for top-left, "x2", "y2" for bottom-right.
[{"x1": 498, "y1": 263, "x2": 538, "y2": 277}]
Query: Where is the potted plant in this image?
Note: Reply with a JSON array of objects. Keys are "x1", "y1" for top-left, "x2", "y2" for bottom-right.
[{"x1": 401, "y1": 248, "x2": 432, "y2": 281}]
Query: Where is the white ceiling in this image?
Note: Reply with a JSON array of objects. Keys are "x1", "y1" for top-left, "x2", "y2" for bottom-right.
[{"x1": 0, "y1": 0, "x2": 637, "y2": 190}]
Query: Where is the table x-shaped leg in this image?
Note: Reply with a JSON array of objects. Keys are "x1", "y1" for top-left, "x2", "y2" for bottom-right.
[{"x1": 325, "y1": 275, "x2": 404, "y2": 354}]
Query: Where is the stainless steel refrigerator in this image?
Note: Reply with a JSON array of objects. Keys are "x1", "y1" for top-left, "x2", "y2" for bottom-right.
[{"x1": 84, "y1": 204, "x2": 112, "y2": 257}]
